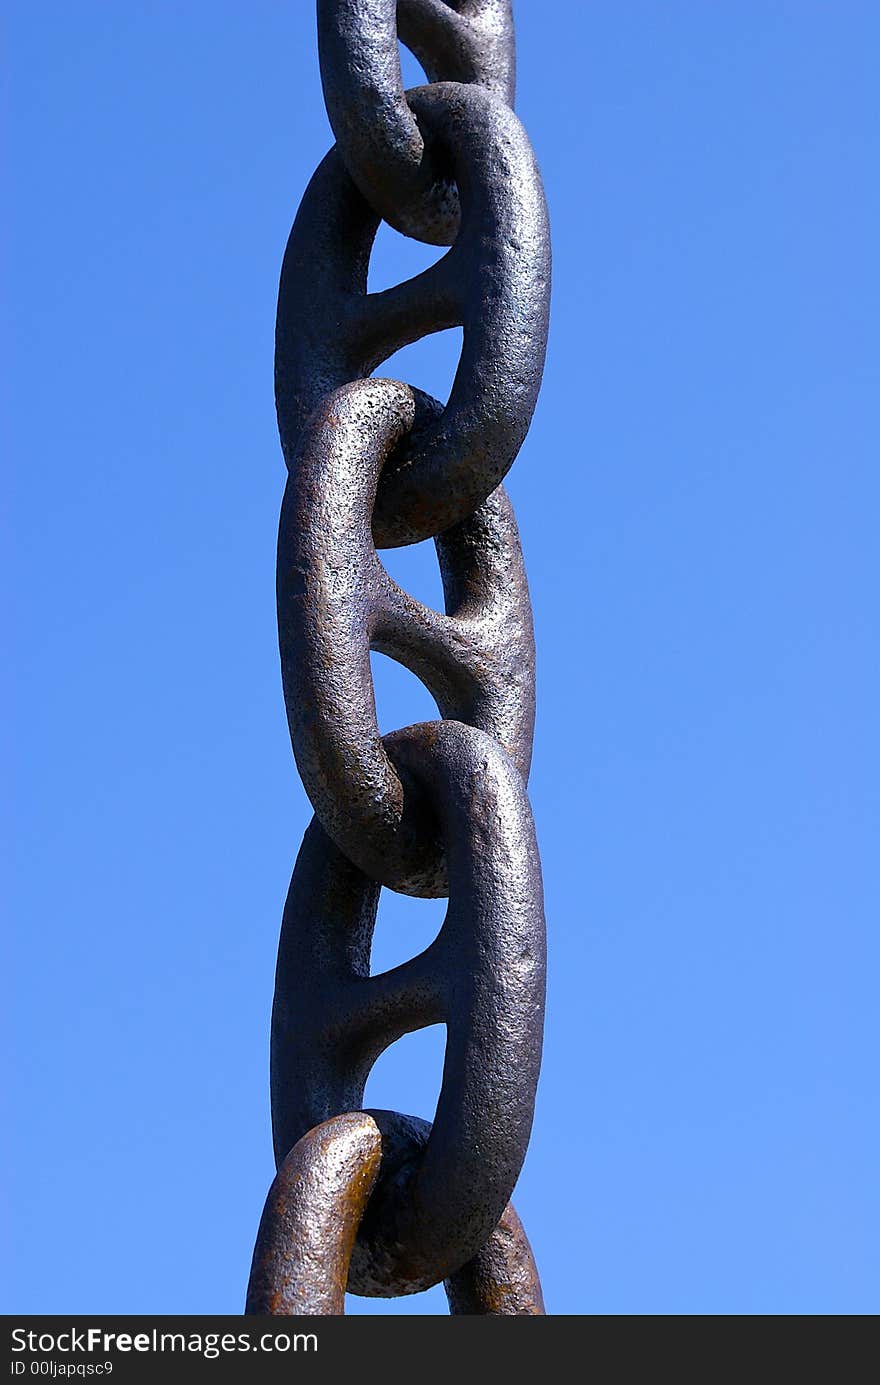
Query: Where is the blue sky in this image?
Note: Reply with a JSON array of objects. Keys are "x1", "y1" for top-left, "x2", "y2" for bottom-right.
[{"x1": 4, "y1": 2, "x2": 878, "y2": 1315}]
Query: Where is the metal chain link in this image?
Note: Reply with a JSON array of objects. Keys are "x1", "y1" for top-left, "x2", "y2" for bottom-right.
[{"x1": 246, "y1": 0, "x2": 551, "y2": 1315}]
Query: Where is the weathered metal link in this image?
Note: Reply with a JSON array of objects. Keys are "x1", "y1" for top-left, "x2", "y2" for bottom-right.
[
  {"x1": 245, "y1": 1112, "x2": 544, "y2": 1315},
  {"x1": 318, "y1": 0, "x2": 515, "y2": 244},
  {"x1": 278, "y1": 377, "x2": 535, "y2": 896},
  {"x1": 270, "y1": 720, "x2": 546, "y2": 1294},
  {"x1": 275, "y1": 79, "x2": 550, "y2": 547}
]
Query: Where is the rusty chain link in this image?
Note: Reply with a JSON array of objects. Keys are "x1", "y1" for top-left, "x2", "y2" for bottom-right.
[{"x1": 246, "y1": 0, "x2": 551, "y2": 1315}]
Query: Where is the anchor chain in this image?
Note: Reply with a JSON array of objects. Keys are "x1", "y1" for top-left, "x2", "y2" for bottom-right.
[{"x1": 247, "y1": 0, "x2": 551, "y2": 1314}]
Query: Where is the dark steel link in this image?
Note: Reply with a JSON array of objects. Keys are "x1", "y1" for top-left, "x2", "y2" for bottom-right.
[
  {"x1": 278, "y1": 377, "x2": 534, "y2": 896},
  {"x1": 270, "y1": 720, "x2": 546, "y2": 1294},
  {"x1": 318, "y1": 0, "x2": 515, "y2": 244},
  {"x1": 275, "y1": 79, "x2": 550, "y2": 547}
]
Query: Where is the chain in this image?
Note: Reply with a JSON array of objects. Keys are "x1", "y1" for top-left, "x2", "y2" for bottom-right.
[{"x1": 246, "y1": 0, "x2": 551, "y2": 1316}]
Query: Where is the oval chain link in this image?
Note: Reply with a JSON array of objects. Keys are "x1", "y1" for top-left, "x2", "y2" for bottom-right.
[
  {"x1": 275, "y1": 79, "x2": 550, "y2": 547},
  {"x1": 278, "y1": 377, "x2": 535, "y2": 896},
  {"x1": 269, "y1": 720, "x2": 545, "y2": 1294}
]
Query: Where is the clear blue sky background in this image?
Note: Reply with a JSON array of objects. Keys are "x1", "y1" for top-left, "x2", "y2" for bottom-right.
[{"x1": 4, "y1": 3, "x2": 878, "y2": 1315}]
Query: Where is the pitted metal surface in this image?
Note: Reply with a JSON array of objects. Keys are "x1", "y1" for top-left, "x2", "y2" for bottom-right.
[
  {"x1": 246, "y1": 1113, "x2": 383, "y2": 1315},
  {"x1": 444, "y1": 1203, "x2": 545, "y2": 1315},
  {"x1": 247, "y1": 0, "x2": 552, "y2": 1315}
]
